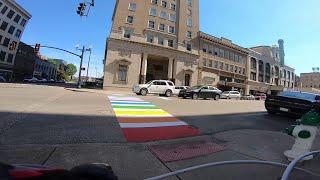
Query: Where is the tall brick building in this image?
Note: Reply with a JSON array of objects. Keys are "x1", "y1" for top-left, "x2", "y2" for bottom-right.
[{"x1": 103, "y1": 0, "x2": 295, "y2": 95}]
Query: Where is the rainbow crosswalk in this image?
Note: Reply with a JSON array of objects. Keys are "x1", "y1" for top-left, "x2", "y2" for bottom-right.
[{"x1": 108, "y1": 96, "x2": 199, "y2": 142}]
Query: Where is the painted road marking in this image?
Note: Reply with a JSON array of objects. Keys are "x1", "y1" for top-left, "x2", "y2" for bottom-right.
[
  {"x1": 158, "y1": 97, "x2": 172, "y2": 101},
  {"x1": 108, "y1": 96, "x2": 199, "y2": 142}
]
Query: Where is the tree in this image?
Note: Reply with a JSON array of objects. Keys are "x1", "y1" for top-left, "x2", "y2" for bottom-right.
[{"x1": 66, "y1": 64, "x2": 77, "y2": 79}]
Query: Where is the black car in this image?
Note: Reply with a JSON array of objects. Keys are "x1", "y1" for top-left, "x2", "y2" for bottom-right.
[
  {"x1": 265, "y1": 91, "x2": 320, "y2": 117},
  {"x1": 178, "y1": 85, "x2": 222, "y2": 100}
]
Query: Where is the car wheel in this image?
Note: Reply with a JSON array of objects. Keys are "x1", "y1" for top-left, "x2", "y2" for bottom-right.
[
  {"x1": 227, "y1": 96, "x2": 231, "y2": 100},
  {"x1": 192, "y1": 93, "x2": 199, "y2": 100},
  {"x1": 214, "y1": 94, "x2": 220, "y2": 101},
  {"x1": 165, "y1": 90, "x2": 172, "y2": 97},
  {"x1": 140, "y1": 88, "x2": 148, "y2": 96}
]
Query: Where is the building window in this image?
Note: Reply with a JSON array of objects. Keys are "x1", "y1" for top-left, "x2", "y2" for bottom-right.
[
  {"x1": 168, "y1": 39, "x2": 174, "y2": 47},
  {"x1": 151, "y1": 0, "x2": 158, "y2": 5},
  {"x1": 126, "y1": 16, "x2": 134, "y2": 23},
  {"x1": 219, "y1": 49, "x2": 224, "y2": 57},
  {"x1": 128, "y1": 3, "x2": 137, "y2": 11},
  {"x1": 0, "y1": 21, "x2": 8, "y2": 31},
  {"x1": 2, "y1": 38, "x2": 10, "y2": 47},
  {"x1": 235, "y1": 55, "x2": 239, "y2": 62},
  {"x1": 230, "y1": 52, "x2": 234, "y2": 61},
  {"x1": 186, "y1": 43, "x2": 192, "y2": 51},
  {"x1": 219, "y1": 62, "x2": 224, "y2": 70},
  {"x1": 0, "y1": 35, "x2": 2, "y2": 43},
  {"x1": 7, "y1": 9, "x2": 15, "y2": 19},
  {"x1": 203, "y1": 59, "x2": 207, "y2": 67},
  {"x1": 148, "y1": 21, "x2": 155, "y2": 29},
  {"x1": 13, "y1": 14, "x2": 21, "y2": 23},
  {"x1": 214, "y1": 48, "x2": 219, "y2": 56},
  {"x1": 118, "y1": 65, "x2": 128, "y2": 81},
  {"x1": 187, "y1": 18, "x2": 192, "y2": 27},
  {"x1": 149, "y1": 8, "x2": 157, "y2": 16},
  {"x1": 168, "y1": 26, "x2": 175, "y2": 33},
  {"x1": 158, "y1": 36, "x2": 164, "y2": 45},
  {"x1": 1, "y1": 6, "x2": 8, "y2": 14},
  {"x1": 169, "y1": 13, "x2": 176, "y2": 22},
  {"x1": 187, "y1": 9, "x2": 192, "y2": 16},
  {"x1": 170, "y1": 3, "x2": 176, "y2": 11},
  {"x1": 225, "y1": 64, "x2": 229, "y2": 71},
  {"x1": 8, "y1": 25, "x2": 15, "y2": 34},
  {"x1": 160, "y1": 11, "x2": 167, "y2": 19},
  {"x1": 187, "y1": 0, "x2": 192, "y2": 6},
  {"x1": 20, "y1": 19, "x2": 27, "y2": 27},
  {"x1": 123, "y1": 29, "x2": 132, "y2": 38},
  {"x1": 187, "y1": 31, "x2": 192, "y2": 38},
  {"x1": 159, "y1": 23, "x2": 165, "y2": 31},
  {"x1": 209, "y1": 60, "x2": 213, "y2": 67},
  {"x1": 161, "y1": 1, "x2": 167, "y2": 8},
  {"x1": 234, "y1": 66, "x2": 238, "y2": 73},
  {"x1": 224, "y1": 51, "x2": 229, "y2": 59},
  {"x1": 15, "y1": 29, "x2": 22, "y2": 38},
  {"x1": 7, "y1": 53, "x2": 13, "y2": 63},
  {"x1": 146, "y1": 34, "x2": 154, "y2": 43},
  {"x1": 0, "y1": 51, "x2": 5, "y2": 61},
  {"x1": 230, "y1": 65, "x2": 234, "y2": 72},
  {"x1": 214, "y1": 61, "x2": 218, "y2": 68}
]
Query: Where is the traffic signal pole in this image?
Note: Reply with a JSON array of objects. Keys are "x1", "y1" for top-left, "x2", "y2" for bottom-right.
[{"x1": 77, "y1": 46, "x2": 85, "y2": 88}]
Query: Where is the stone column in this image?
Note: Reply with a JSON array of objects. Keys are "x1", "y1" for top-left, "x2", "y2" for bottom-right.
[
  {"x1": 168, "y1": 58, "x2": 173, "y2": 80},
  {"x1": 256, "y1": 61, "x2": 259, "y2": 82},
  {"x1": 140, "y1": 53, "x2": 148, "y2": 84}
]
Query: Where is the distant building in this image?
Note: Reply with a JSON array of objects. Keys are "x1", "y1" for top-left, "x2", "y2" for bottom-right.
[
  {"x1": 0, "y1": 0, "x2": 31, "y2": 82},
  {"x1": 247, "y1": 40, "x2": 295, "y2": 95},
  {"x1": 300, "y1": 72, "x2": 320, "y2": 89},
  {"x1": 13, "y1": 41, "x2": 35, "y2": 81},
  {"x1": 33, "y1": 57, "x2": 57, "y2": 80}
]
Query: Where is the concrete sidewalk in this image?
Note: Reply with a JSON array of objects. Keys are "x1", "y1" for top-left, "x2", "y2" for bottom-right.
[{"x1": 1, "y1": 129, "x2": 319, "y2": 180}]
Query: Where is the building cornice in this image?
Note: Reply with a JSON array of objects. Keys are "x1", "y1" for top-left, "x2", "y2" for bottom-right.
[
  {"x1": 199, "y1": 31, "x2": 249, "y2": 55},
  {"x1": 4, "y1": 0, "x2": 32, "y2": 19}
]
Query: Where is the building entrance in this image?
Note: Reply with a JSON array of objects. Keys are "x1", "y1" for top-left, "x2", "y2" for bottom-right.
[{"x1": 146, "y1": 55, "x2": 169, "y2": 82}]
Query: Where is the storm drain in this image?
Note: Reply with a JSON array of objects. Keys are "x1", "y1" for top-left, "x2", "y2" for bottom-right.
[{"x1": 149, "y1": 140, "x2": 226, "y2": 162}]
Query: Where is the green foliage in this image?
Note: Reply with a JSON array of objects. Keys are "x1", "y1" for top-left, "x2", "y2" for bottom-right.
[{"x1": 66, "y1": 64, "x2": 77, "y2": 78}]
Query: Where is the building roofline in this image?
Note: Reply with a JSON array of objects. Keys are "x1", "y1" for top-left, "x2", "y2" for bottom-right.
[
  {"x1": 5, "y1": 0, "x2": 32, "y2": 19},
  {"x1": 199, "y1": 31, "x2": 249, "y2": 54}
]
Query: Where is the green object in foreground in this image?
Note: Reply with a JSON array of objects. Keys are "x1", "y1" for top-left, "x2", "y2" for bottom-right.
[
  {"x1": 285, "y1": 125, "x2": 295, "y2": 136},
  {"x1": 300, "y1": 112, "x2": 320, "y2": 126},
  {"x1": 298, "y1": 130, "x2": 311, "y2": 139}
]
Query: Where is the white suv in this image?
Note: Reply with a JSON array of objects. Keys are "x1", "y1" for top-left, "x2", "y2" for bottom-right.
[
  {"x1": 221, "y1": 91, "x2": 241, "y2": 100},
  {"x1": 133, "y1": 80, "x2": 175, "y2": 97}
]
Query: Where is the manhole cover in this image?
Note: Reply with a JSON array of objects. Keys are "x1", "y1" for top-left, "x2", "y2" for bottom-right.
[{"x1": 149, "y1": 140, "x2": 226, "y2": 162}]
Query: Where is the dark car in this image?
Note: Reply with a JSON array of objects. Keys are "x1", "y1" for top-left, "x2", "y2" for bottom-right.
[
  {"x1": 265, "y1": 91, "x2": 320, "y2": 117},
  {"x1": 178, "y1": 85, "x2": 222, "y2": 100}
]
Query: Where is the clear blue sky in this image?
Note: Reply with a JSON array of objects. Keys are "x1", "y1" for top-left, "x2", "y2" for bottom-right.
[{"x1": 16, "y1": 0, "x2": 320, "y2": 77}]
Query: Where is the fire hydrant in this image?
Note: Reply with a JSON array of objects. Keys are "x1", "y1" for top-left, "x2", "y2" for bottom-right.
[{"x1": 284, "y1": 109, "x2": 320, "y2": 161}]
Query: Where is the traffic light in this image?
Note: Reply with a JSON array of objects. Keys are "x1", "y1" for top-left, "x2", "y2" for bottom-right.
[
  {"x1": 77, "y1": 3, "x2": 86, "y2": 16},
  {"x1": 9, "y1": 41, "x2": 17, "y2": 50},
  {"x1": 34, "y1": 43, "x2": 40, "y2": 54}
]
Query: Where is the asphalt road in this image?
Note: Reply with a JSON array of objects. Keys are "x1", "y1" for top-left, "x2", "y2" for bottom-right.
[
  {"x1": 0, "y1": 83, "x2": 294, "y2": 145},
  {"x1": 2, "y1": 83, "x2": 311, "y2": 180}
]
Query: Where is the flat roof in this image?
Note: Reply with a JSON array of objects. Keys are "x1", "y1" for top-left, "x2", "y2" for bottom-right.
[{"x1": 5, "y1": 0, "x2": 32, "y2": 19}]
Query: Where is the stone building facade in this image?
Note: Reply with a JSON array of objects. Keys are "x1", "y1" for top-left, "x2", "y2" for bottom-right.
[
  {"x1": 0, "y1": 0, "x2": 31, "y2": 82},
  {"x1": 198, "y1": 32, "x2": 249, "y2": 93},
  {"x1": 103, "y1": 0, "x2": 295, "y2": 95},
  {"x1": 104, "y1": 0, "x2": 200, "y2": 89},
  {"x1": 300, "y1": 72, "x2": 320, "y2": 89},
  {"x1": 247, "y1": 40, "x2": 295, "y2": 95}
]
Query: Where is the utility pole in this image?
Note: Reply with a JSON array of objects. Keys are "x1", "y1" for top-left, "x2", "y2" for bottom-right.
[
  {"x1": 86, "y1": 48, "x2": 92, "y2": 81},
  {"x1": 77, "y1": 46, "x2": 85, "y2": 88}
]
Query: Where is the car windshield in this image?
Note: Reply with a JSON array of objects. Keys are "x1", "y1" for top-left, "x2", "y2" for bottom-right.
[
  {"x1": 280, "y1": 91, "x2": 317, "y2": 101},
  {"x1": 190, "y1": 86, "x2": 202, "y2": 90}
]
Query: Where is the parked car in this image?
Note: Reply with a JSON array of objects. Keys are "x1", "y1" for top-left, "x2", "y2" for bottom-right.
[
  {"x1": 265, "y1": 91, "x2": 320, "y2": 118},
  {"x1": 178, "y1": 85, "x2": 222, "y2": 100},
  {"x1": 221, "y1": 91, "x2": 241, "y2": 100},
  {"x1": 132, "y1": 80, "x2": 175, "y2": 97},
  {"x1": 0, "y1": 76, "x2": 6, "y2": 82},
  {"x1": 23, "y1": 77, "x2": 39, "y2": 83},
  {"x1": 49, "y1": 79, "x2": 55, "y2": 83},
  {"x1": 254, "y1": 93, "x2": 267, "y2": 100},
  {"x1": 38, "y1": 78, "x2": 48, "y2": 83},
  {"x1": 173, "y1": 86, "x2": 189, "y2": 95},
  {"x1": 241, "y1": 95, "x2": 255, "y2": 100}
]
